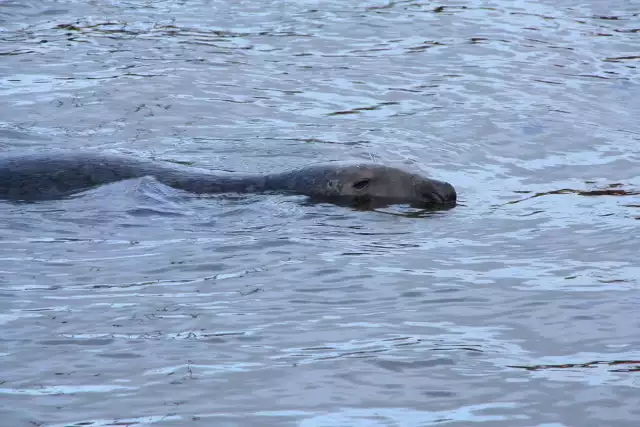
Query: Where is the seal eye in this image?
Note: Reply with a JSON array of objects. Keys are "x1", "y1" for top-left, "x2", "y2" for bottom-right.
[{"x1": 352, "y1": 178, "x2": 370, "y2": 190}]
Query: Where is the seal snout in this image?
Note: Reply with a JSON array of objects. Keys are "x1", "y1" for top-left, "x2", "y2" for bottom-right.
[
  {"x1": 421, "y1": 179, "x2": 457, "y2": 205},
  {"x1": 440, "y1": 181, "x2": 457, "y2": 203}
]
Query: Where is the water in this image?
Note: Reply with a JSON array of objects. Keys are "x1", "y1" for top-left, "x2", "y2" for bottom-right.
[{"x1": 1, "y1": 0, "x2": 639, "y2": 426}]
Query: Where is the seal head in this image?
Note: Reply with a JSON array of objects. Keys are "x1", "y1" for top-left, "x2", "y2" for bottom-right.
[{"x1": 273, "y1": 161, "x2": 456, "y2": 208}]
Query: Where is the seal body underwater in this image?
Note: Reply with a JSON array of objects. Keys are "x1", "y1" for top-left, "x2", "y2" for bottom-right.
[{"x1": 0, "y1": 152, "x2": 456, "y2": 208}]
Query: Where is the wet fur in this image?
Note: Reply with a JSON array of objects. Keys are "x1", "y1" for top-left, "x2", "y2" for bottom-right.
[{"x1": 0, "y1": 152, "x2": 456, "y2": 208}]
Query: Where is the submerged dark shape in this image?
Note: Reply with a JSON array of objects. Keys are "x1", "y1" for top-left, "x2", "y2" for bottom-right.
[{"x1": 0, "y1": 152, "x2": 457, "y2": 209}]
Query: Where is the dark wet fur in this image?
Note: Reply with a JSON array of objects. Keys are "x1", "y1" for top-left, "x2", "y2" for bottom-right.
[{"x1": 0, "y1": 152, "x2": 456, "y2": 209}]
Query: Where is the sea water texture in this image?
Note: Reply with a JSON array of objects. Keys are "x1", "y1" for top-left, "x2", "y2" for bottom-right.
[{"x1": 0, "y1": 1, "x2": 639, "y2": 426}]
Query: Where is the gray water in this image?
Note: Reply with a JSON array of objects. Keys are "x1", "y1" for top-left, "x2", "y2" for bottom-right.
[{"x1": 1, "y1": 1, "x2": 639, "y2": 426}]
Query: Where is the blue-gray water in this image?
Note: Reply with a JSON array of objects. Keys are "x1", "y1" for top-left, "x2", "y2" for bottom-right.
[{"x1": 1, "y1": 1, "x2": 639, "y2": 426}]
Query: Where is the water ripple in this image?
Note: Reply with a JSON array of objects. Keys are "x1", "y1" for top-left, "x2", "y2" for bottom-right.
[{"x1": 1, "y1": 0, "x2": 639, "y2": 426}]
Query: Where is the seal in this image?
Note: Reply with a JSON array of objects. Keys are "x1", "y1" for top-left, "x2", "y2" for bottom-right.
[{"x1": 0, "y1": 152, "x2": 456, "y2": 208}]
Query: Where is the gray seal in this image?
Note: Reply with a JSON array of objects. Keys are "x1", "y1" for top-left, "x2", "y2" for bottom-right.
[{"x1": 0, "y1": 152, "x2": 456, "y2": 208}]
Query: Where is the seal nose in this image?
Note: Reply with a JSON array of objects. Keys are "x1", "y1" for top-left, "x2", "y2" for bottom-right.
[
  {"x1": 439, "y1": 181, "x2": 457, "y2": 203},
  {"x1": 421, "y1": 179, "x2": 457, "y2": 205}
]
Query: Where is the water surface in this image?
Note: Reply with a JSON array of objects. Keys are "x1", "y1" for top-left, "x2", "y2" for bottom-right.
[{"x1": 1, "y1": 0, "x2": 639, "y2": 426}]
